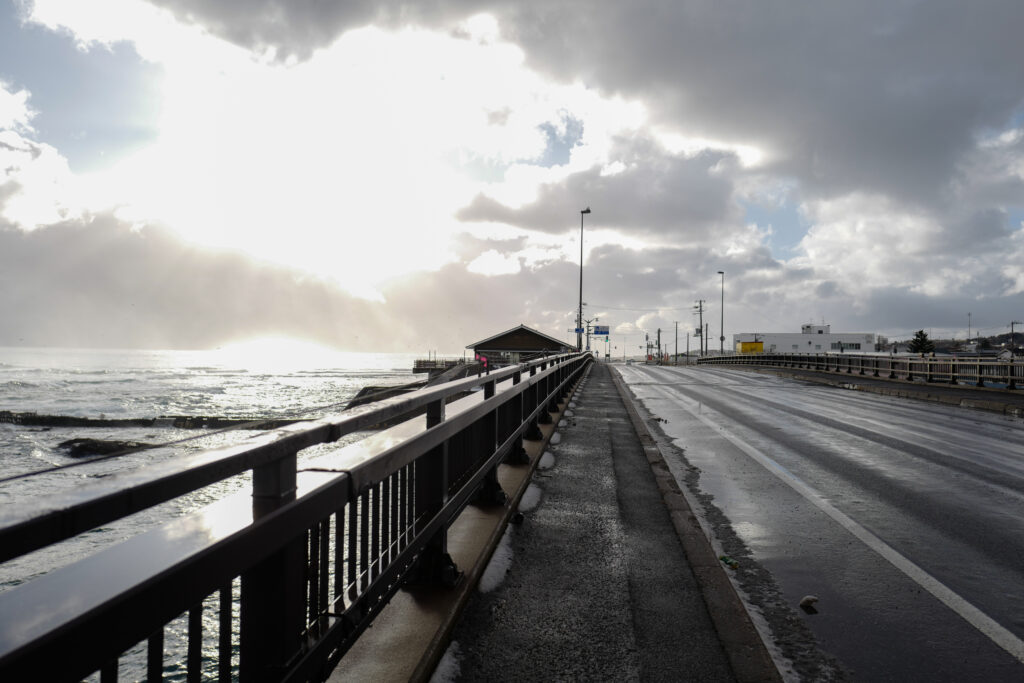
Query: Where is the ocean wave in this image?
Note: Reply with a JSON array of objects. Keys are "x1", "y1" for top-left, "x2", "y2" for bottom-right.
[
  {"x1": 185, "y1": 366, "x2": 250, "y2": 375},
  {"x1": 1, "y1": 380, "x2": 39, "y2": 389},
  {"x1": 72, "y1": 378, "x2": 140, "y2": 385},
  {"x1": 294, "y1": 370, "x2": 352, "y2": 377}
]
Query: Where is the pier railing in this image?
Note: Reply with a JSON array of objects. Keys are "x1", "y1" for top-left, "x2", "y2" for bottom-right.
[
  {"x1": 696, "y1": 352, "x2": 1020, "y2": 389},
  {"x1": 0, "y1": 352, "x2": 591, "y2": 682}
]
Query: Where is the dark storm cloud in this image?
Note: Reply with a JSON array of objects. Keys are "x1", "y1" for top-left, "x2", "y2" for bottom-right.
[
  {"x1": 0, "y1": 216, "x2": 388, "y2": 349},
  {"x1": 449, "y1": 232, "x2": 528, "y2": 262},
  {"x1": 144, "y1": 0, "x2": 488, "y2": 60},
  {"x1": 380, "y1": 258, "x2": 583, "y2": 347},
  {"x1": 10, "y1": 1, "x2": 1023, "y2": 349},
  {"x1": 147, "y1": 0, "x2": 1024, "y2": 209},
  {"x1": 0, "y1": 214, "x2": 593, "y2": 351},
  {"x1": 849, "y1": 288, "x2": 1024, "y2": 340},
  {"x1": 501, "y1": 1, "x2": 1024, "y2": 207},
  {"x1": 458, "y1": 142, "x2": 738, "y2": 238}
]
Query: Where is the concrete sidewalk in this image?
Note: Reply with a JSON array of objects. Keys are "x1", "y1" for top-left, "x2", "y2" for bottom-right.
[{"x1": 438, "y1": 363, "x2": 778, "y2": 682}]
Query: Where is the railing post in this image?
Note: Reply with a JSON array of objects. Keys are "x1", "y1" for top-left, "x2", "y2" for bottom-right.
[
  {"x1": 240, "y1": 453, "x2": 305, "y2": 682},
  {"x1": 474, "y1": 380, "x2": 507, "y2": 506},
  {"x1": 546, "y1": 369, "x2": 562, "y2": 413},
  {"x1": 508, "y1": 370, "x2": 530, "y2": 464},
  {"x1": 1009, "y1": 358, "x2": 1017, "y2": 390},
  {"x1": 538, "y1": 369, "x2": 554, "y2": 425},
  {"x1": 949, "y1": 358, "x2": 958, "y2": 384},
  {"x1": 410, "y1": 399, "x2": 460, "y2": 587}
]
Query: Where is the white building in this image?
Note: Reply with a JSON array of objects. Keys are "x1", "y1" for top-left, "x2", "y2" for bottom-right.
[{"x1": 733, "y1": 324, "x2": 876, "y2": 353}]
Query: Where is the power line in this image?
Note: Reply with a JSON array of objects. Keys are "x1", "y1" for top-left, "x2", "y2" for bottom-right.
[{"x1": 589, "y1": 303, "x2": 694, "y2": 312}]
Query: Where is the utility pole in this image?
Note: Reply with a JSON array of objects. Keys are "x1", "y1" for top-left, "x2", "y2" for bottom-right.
[
  {"x1": 675, "y1": 321, "x2": 678, "y2": 365},
  {"x1": 657, "y1": 328, "x2": 662, "y2": 363},
  {"x1": 686, "y1": 333, "x2": 690, "y2": 364},
  {"x1": 583, "y1": 316, "x2": 599, "y2": 352},
  {"x1": 967, "y1": 312, "x2": 971, "y2": 345},
  {"x1": 1012, "y1": 321, "x2": 1022, "y2": 353},
  {"x1": 717, "y1": 270, "x2": 725, "y2": 354},
  {"x1": 694, "y1": 300, "x2": 706, "y2": 356}
]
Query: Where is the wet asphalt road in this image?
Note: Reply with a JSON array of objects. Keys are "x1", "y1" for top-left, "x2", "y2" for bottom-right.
[
  {"x1": 617, "y1": 363, "x2": 1024, "y2": 682},
  {"x1": 443, "y1": 363, "x2": 736, "y2": 682}
]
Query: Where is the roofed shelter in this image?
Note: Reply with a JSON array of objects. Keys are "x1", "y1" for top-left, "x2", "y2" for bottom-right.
[{"x1": 467, "y1": 324, "x2": 572, "y2": 367}]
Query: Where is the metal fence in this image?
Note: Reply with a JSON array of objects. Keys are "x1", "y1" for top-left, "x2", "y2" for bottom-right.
[
  {"x1": 0, "y1": 352, "x2": 591, "y2": 682},
  {"x1": 696, "y1": 352, "x2": 1021, "y2": 389}
]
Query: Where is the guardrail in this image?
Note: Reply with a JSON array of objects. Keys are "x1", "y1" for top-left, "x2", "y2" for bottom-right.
[
  {"x1": 0, "y1": 352, "x2": 591, "y2": 681},
  {"x1": 696, "y1": 352, "x2": 1020, "y2": 389}
]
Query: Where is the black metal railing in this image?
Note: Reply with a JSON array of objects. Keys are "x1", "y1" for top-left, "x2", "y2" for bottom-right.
[
  {"x1": 0, "y1": 352, "x2": 591, "y2": 682},
  {"x1": 696, "y1": 352, "x2": 1021, "y2": 389}
]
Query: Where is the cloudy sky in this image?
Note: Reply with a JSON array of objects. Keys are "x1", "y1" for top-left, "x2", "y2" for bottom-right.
[{"x1": 1, "y1": 0, "x2": 1022, "y2": 353}]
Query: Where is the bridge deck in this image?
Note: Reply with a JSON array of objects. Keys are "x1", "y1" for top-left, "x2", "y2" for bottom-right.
[{"x1": 335, "y1": 362, "x2": 778, "y2": 682}]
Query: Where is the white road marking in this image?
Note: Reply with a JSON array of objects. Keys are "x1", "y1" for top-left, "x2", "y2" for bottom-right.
[{"x1": 650, "y1": 382, "x2": 1024, "y2": 664}]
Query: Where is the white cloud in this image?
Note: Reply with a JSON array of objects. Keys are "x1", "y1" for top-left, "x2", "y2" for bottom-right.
[
  {"x1": 8, "y1": 1, "x2": 1024, "y2": 348},
  {"x1": 0, "y1": 82, "x2": 80, "y2": 229},
  {"x1": 19, "y1": 5, "x2": 656, "y2": 300},
  {"x1": 0, "y1": 82, "x2": 35, "y2": 131},
  {"x1": 26, "y1": 0, "x2": 226, "y2": 64},
  {"x1": 467, "y1": 249, "x2": 521, "y2": 276}
]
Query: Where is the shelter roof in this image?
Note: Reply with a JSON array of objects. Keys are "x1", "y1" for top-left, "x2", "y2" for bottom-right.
[{"x1": 466, "y1": 324, "x2": 570, "y2": 351}]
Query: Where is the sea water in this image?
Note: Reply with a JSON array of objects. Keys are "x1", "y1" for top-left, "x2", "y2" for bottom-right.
[
  {"x1": 0, "y1": 345, "x2": 430, "y2": 587},
  {"x1": 0, "y1": 345, "x2": 439, "y2": 678}
]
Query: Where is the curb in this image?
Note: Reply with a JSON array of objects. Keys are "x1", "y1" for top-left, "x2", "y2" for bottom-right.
[
  {"x1": 329, "y1": 366, "x2": 591, "y2": 683},
  {"x1": 410, "y1": 365, "x2": 592, "y2": 682},
  {"x1": 608, "y1": 367, "x2": 783, "y2": 683}
]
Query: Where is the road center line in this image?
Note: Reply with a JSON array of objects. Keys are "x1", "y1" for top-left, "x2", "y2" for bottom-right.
[{"x1": 651, "y1": 383, "x2": 1024, "y2": 664}]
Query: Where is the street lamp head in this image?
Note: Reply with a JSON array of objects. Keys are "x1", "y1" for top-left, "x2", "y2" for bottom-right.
[
  {"x1": 717, "y1": 270, "x2": 724, "y2": 275},
  {"x1": 581, "y1": 207, "x2": 591, "y2": 214}
]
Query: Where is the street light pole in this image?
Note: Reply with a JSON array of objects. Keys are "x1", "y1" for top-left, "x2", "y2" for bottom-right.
[
  {"x1": 577, "y1": 207, "x2": 591, "y2": 351},
  {"x1": 717, "y1": 270, "x2": 725, "y2": 354},
  {"x1": 694, "y1": 299, "x2": 705, "y2": 356}
]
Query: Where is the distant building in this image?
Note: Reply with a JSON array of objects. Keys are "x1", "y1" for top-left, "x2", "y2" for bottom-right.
[
  {"x1": 467, "y1": 324, "x2": 571, "y2": 367},
  {"x1": 733, "y1": 324, "x2": 876, "y2": 354}
]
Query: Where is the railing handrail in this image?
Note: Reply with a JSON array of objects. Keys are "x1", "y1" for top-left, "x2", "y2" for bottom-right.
[
  {"x1": 694, "y1": 352, "x2": 1019, "y2": 390},
  {"x1": 0, "y1": 352, "x2": 573, "y2": 564},
  {"x1": 0, "y1": 351, "x2": 593, "y2": 681}
]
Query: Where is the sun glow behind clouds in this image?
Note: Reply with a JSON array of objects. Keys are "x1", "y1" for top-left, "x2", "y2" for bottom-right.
[
  {"x1": 215, "y1": 337, "x2": 350, "y2": 371},
  {"x1": 24, "y1": 3, "x2": 652, "y2": 300}
]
